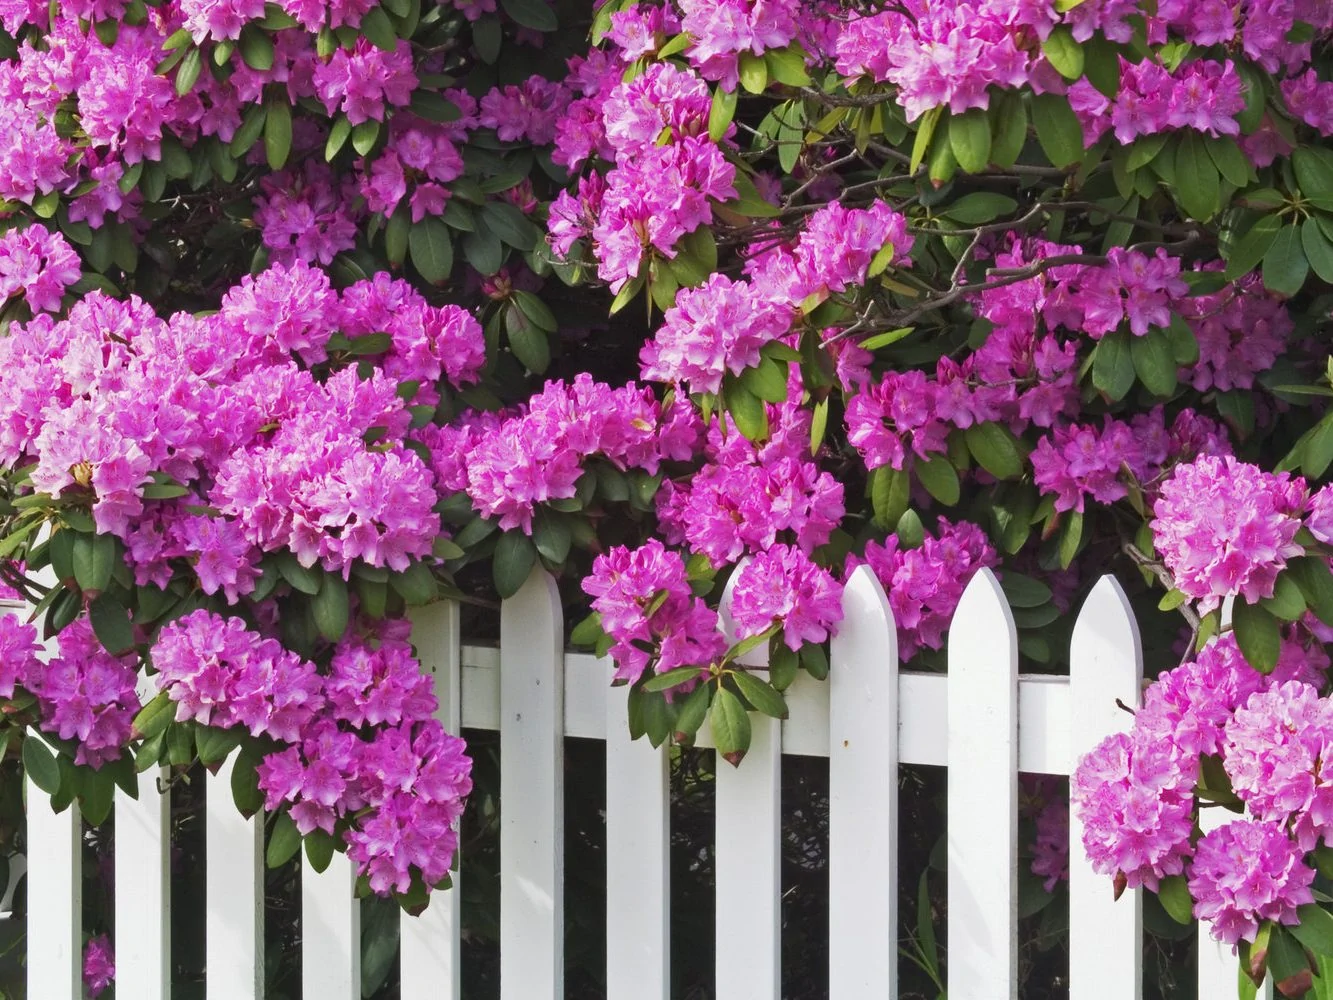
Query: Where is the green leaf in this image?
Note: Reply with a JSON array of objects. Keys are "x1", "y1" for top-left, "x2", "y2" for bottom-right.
[
  {"x1": 801, "y1": 642, "x2": 829, "y2": 681},
  {"x1": 228, "y1": 103, "x2": 267, "y2": 157},
  {"x1": 263, "y1": 93, "x2": 292, "y2": 170},
  {"x1": 642, "y1": 666, "x2": 703, "y2": 693},
  {"x1": 1058, "y1": 510, "x2": 1083, "y2": 569},
  {"x1": 72, "y1": 532, "x2": 117, "y2": 593},
  {"x1": 1263, "y1": 224, "x2": 1309, "y2": 297},
  {"x1": 740, "y1": 357, "x2": 789, "y2": 404},
  {"x1": 23, "y1": 736, "x2": 61, "y2": 796},
  {"x1": 1130, "y1": 327, "x2": 1178, "y2": 397},
  {"x1": 1294, "y1": 147, "x2": 1333, "y2": 200},
  {"x1": 1302, "y1": 219, "x2": 1333, "y2": 283},
  {"x1": 389, "y1": 560, "x2": 436, "y2": 605},
  {"x1": 1083, "y1": 34, "x2": 1121, "y2": 98},
  {"x1": 725, "y1": 381, "x2": 769, "y2": 442},
  {"x1": 304, "y1": 828, "x2": 337, "y2": 874},
  {"x1": 351, "y1": 119, "x2": 380, "y2": 157},
  {"x1": 1224, "y1": 214, "x2": 1282, "y2": 281},
  {"x1": 462, "y1": 229, "x2": 503, "y2": 275},
  {"x1": 230, "y1": 747, "x2": 264, "y2": 817},
  {"x1": 726, "y1": 172, "x2": 781, "y2": 218},
  {"x1": 1291, "y1": 557, "x2": 1333, "y2": 626},
  {"x1": 311, "y1": 573, "x2": 349, "y2": 641},
  {"x1": 1092, "y1": 329, "x2": 1136, "y2": 400},
  {"x1": 709, "y1": 85, "x2": 738, "y2": 143},
  {"x1": 949, "y1": 108, "x2": 992, "y2": 174},
  {"x1": 964, "y1": 422, "x2": 1024, "y2": 480},
  {"x1": 409, "y1": 217, "x2": 453, "y2": 284},
  {"x1": 1262, "y1": 572, "x2": 1307, "y2": 621},
  {"x1": 570, "y1": 612, "x2": 604, "y2": 648},
  {"x1": 532, "y1": 511, "x2": 571, "y2": 564},
  {"x1": 869, "y1": 464, "x2": 910, "y2": 530},
  {"x1": 175, "y1": 47, "x2": 202, "y2": 95},
  {"x1": 1158, "y1": 589, "x2": 1189, "y2": 611},
  {"x1": 1173, "y1": 131, "x2": 1220, "y2": 222},
  {"x1": 506, "y1": 303, "x2": 551, "y2": 373},
  {"x1": 499, "y1": 0, "x2": 557, "y2": 31},
  {"x1": 513, "y1": 290, "x2": 557, "y2": 332},
  {"x1": 1041, "y1": 25, "x2": 1084, "y2": 80},
  {"x1": 738, "y1": 52, "x2": 767, "y2": 94},
  {"x1": 89, "y1": 594, "x2": 134, "y2": 655},
  {"x1": 988, "y1": 92, "x2": 1028, "y2": 168},
  {"x1": 1205, "y1": 137, "x2": 1251, "y2": 188},
  {"x1": 673, "y1": 682, "x2": 713, "y2": 740},
  {"x1": 1233, "y1": 598, "x2": 1280, "y2": 674},
  {"x1": 239, "y1": 25, "x2": 274, "y2": 71},
  {"x1": 277, "y1": 553, "x2": 322, "y2": 595},
  {"x1": 1030, "y1": 92, "x2": 1083, "y2": 169},
  {"x1": 896, "y1": 508, "x2": 925, "y2": 549},
  {"x1": 910, "y1": 105, "x2": 943, "y2": 175},
  {"x1": 481, "y1": 202, "x2": 542, "y2": 252},
  {"x1": 326, "y1": 115, "x2": 352, "y2": 161},
  {"x1": 77, "y1": 769, "x2": 116, "y2": 826},
  {"x1": 194, "y1": 726, "x2": 241, "y2": 767},
  {"x1": 407, "y1": 91, "x2": 461, "y2": 123},
  {"x1": 1157, "y1": 874, "x2": 1194, "y2": 924},
  {"x1": 857, "y1": 326, "x2": 914, "y2": 351},
  {"x1": 1000, "y1": 573, "x2": 1052, "y2": 608},
  {"x1": 915, "y1": 454, "x2": 960, "y2": 505},
  {"x1": 493, "y1": 531, "x2": 536, "y2": 599},
  {"x1": 1291, "y1": 905, "x2": 1333, "y2": 957},
  {"x1": 384, "y1": 208, "x2": 410, "y2": 267},
  {"x1": 132, "y1": 690, "x2": 175, "y2": 741},
  {"x1": 266, "y1": 811, "x2": 302, "y2": 868},
  {"x1": 765, "y1": 45, "x2": 810, "y2": 87},
  {"x1": 731, "y1": 670, "x2": 788, "y2": 720},
  {"x1": 710, "y1": 686, "x2": 752, "y2": 767},
  {"x1": 945, "y1": 192, "x2": 1017, "y2": 225},
  {"x1": 358, "y1": 5, "x2": 398, "y2": 49}
]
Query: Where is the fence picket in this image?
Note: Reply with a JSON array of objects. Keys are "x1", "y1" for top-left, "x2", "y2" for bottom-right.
[
  {"x1": 604, "y1": 666, "x2": 670, "y2": 1000},
  {"x1": 206, "y1": 756, "x2": 264, "y2": 1000},
  {"x1": 26, "y1": 774, "x2": 81, "y2": 1000},
  {"x1": 1068, "y1": 576, "x2": 1143, "y2": 1000},
  {"x1": 401, "y1": 600, "x2": 463, "y2": 1000},
  {"x1": 302, "y1": 853, "x2": 360, "y2": 999},
  {"x1": 499, "y1": 569, "x2": 565, "y2": 1000},
  {"x1": 947, "y1": 568, "x2": 1019, "y2": 1000},
  {"x1": 828, "y1": 564, "x2": 898, "y2": 999},
  {"x1": 715, "y1": 566, "x2": 781, "y2": 1000},
  {"x1": 115, "y1": 765, "x2": 171, "y2": 1000}
]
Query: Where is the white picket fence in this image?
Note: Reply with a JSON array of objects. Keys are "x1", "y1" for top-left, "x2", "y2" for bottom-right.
[{"x1": 7, "y1": 565, "x2": 1262, "y2": 999}]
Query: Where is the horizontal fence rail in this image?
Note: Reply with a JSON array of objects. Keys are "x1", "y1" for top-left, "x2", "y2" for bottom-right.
[{"x1": 4, "y1": 565, "x2": 1243, "y2": 999}]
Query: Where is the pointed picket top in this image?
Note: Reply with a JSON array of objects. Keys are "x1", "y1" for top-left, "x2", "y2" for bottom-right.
[
  {"x1": 947, "y1": 566, "x2": 1019, "y2": 1000},
  {"x1": 1069, "y1": 575, "x2": 1143, "y2": 1000},
  {"x1": 829, "y1": 563, "x2": 899, "y2": 998}
]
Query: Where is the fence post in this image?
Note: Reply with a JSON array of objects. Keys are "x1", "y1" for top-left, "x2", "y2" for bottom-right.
[
  {"x1": 604, "y1": 658, "x2": 670, "y2": 1000},
  {"x1": 715, "y1": 561, "x2": 781, "y2": 1000},
  {"x1": 947, "y1": 567, "x2": 1018, "y2": 1000},
  {"x1": 115, "y1": 675, "x2": 171, "y2": 1000},
  {"x1": 401, "y1": 599, "x2": 463, "y2": 1000},
  {"x1": 1068, "y1": 575, "x2": 1143, "y2": 1000},
  {"x1": 828, "y1": 564, "x2": 898, "y2": 999},
  {"x1": 499, "y1": 567, "x2": 564, "y2": 1000},
  {"x1": 206, "y1": 753, "x2": 265, "y2": 1000}
]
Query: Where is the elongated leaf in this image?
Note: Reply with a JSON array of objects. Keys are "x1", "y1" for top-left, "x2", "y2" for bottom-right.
[
  {"x1": 1157, "y1": 874, "x2": 1194, "y2": 924},
  {"x1": 1225, "y1": 214, "x2": 1282, "y2": 280},
  {"x1": 1030, "y1": 93, "x2": 1083, "y2": 169},
  {"x1": 409, "y1": 217, "x2": 453, "y2": 284},
  {"x1": 1233, "y1": 598, "x2": 1280, "y2": 674},
  {"x1": 916, "y1": 454, "x2": 960, "y2": 505},
  {"x1": 710, "y1": 686, "x2": 752, "y2": 767},
  {"x1": 731, "y1": 671, "x2": 788, "y2": 720},
  {"x1": 949, "y1": 108, "x2": 992, "y2": 174},
  {"x1": 1041, "y1": 25, "x2": 1084, "y2": 80},
  {"x1": 73, "y1": 532, "x2": 117, "y2": 593},
  {"x1": 500, "y1": 0, "x2": 557, "y2": 31},
  {"x1": 493, "y1": 531, "x2": 536, "y2": 599},
  {"x1": 263, "y1": 94, "x2": 292, "y2": 170},
  {"x1": 1174, "y1": 131, "x2": 1220, "y2": 221},
  {"x1": 964, "y1": 422, "x2": 1024, "y2": 480},
  {"x1": 1302, "y1": 219, "x2": 1333, "y2": 283},
  {"x1": 311, "y1": 574, "x2": 349, "y2": 641},
  {"x1": 23, "y1": 736, "x2": 61, "y2": 796},
  {"x1": 89, "y1": 594, "x2": 134, "y2": 655},
  {"x1": 1130, "y1": 327, "x2": 1178, "y2": 397},
  {"x1": 266, "y1": 811, "x2": 302, "y2": 868},
  {"x1": 1263, "y1": 224, "x2": 1309, "y2": 297},
  {"x1": 1092, "y1": 330, "x2": 1136, "y2": 400}
]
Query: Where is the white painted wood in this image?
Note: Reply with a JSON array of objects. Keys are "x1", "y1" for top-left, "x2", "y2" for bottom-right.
[
  {"x1": 1068, "y1": 576, "x2": 1143, "y2": 1000},
  {"x1": 26, "y1": 769, "x2": 82, "y2": 1000},
  {"x1": 947, "y1": 568, "x2": 1019, "y2": 1000},
  {"x1": 828, "y1": 564, "x2": 898, "y2": 998},
  {"x1": 715, "y1": 565, "x2": 781, "y2": 1000},
  {"x1": 206, "y1": 755, "x2": 264, "y2": 1000},
  {"x1": 458, "y1": 649, "x2": 1071, "y2": 771},
  {"x1": 499, "y1": 568, "x2": 565, "y2": 1000},
  {"x1": 604, "y1": 664, "x2": 669, "y2": 1000},
  {"x1": 115, "y1": 765, "x2": 171, "y2": 1000},
  {"x1": 302, "y1": 852, "x2": 360, "y2": 1000},
  {"x1": 401, "y1": 599, "x2": 463, "y2": 1000}
]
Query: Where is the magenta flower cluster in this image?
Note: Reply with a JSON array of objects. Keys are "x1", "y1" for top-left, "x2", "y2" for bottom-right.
[
  {"x1": 1074, "y1": 633, "x2": 1332, "y2": 946},
  {"x1": 154, "y1": 611, "x2": 471, "y2": 895}
]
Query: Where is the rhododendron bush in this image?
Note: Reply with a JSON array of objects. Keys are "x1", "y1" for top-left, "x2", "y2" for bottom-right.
[{"x1": 0, "y1": 0, "x2": 1331, "y2": 992}]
